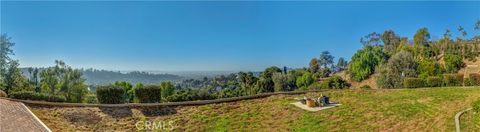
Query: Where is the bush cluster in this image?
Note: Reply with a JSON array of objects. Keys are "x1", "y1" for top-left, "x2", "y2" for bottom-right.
[
  {"x1": 9, "y1": 91, "x2": 66, "y2": 102},
  {"x1": 403, "y1": 78, "x2": 424, "y2": 88},
  {"x1": 319, "y1": 75, "x2": 350, "y2": 89},
  {"x1": 96, "y1": 85, "x2": 126, "y2": 104},
  {"x1": 135, "y1": 85, "x2": 162, "y2": 103},
  {"x1": 165, "y1": 90, "x2": 217, "y2": 102},
  {"x1": 426, "y1": 76, "x2": 442, "y2": 87},
  {"x1": 443, "y1": 74, "x2": 463, "y2": 86}
]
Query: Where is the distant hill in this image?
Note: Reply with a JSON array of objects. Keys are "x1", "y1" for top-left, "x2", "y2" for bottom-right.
[
  {"x1": 81, "y1": 69, "x2": 185, "y2": 85},
  {"x1": 21, "y1": 68, "x2": 185, "y2": 85}
]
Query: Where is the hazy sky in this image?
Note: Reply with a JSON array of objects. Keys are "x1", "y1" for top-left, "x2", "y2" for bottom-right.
[{"x1": 1, "y1": 1, "x2": 479, "y2": 71}]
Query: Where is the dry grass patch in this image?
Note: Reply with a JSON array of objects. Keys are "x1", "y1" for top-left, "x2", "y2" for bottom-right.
[{"x1": 28, "y1": 87, "x2": 480, "y2": 131}]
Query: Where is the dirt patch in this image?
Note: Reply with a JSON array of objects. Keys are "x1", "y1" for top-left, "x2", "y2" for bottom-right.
[
  {"x1": 337, "y1": 71, "x2": 378, "y2": 89},
  {"x1": 63, "y1": 110, "x2": 101, "y2": 125}
]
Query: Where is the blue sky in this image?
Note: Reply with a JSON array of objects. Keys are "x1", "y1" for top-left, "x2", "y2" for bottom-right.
[{"x1": 1, "y1": 1, "x2": 479, "y2": 71}]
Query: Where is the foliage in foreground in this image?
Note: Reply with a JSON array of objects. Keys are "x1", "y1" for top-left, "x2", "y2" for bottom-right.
[
  {"x1": 96, "y1": 85, "x2": 125, "y2": 104},
  {"x1": 135, "y1": 85, "x2": 162, "y2": 103},
  {"x1": 9, "y1": 91, "x2": 66, "y2": 102}
]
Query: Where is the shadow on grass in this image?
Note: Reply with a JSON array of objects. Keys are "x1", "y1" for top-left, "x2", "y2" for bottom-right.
[
  {"x1": 99, "y1": 107, "x2": 133, "y2": 118},
  {"x1": 139, "y1": 106, "x2": 177, "y2": 117}
]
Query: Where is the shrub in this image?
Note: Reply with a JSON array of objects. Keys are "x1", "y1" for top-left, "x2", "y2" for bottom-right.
[
  {"x1": 160, "y1": 81, "x2": 175, "y2": 99},
  {"x1": 309, "y1": 82, "x2": 324, "y2": 90},
  {"x1": 473, "y1": 99, "x2": 480, "y2": 113},
  {"x1": 360, "y1": 85, "x2": 371, "y2": 89},
  {"x1": 84, "y1": 93, "x2": 98, "y2": 104},
  {"x1": 9, "y1": 91, "x2": 66, "y2": 102},
  {"x1": 348, "y1": 46, "x2": 386, "y2": 81},
  {"x1": 444, "y1": 54, "x2": 464, "y2": 73},
  {"x1": 96, "y1": 85, "x2": 126, "y2": 104},
  {"x1": 165, "y1": 90, "x2": 217, "y2": 102},
  {"x1": 135, "y1": 85, "x2": 162, "y2": 103},
  {"x1": 443, "y1": 74, "x2": 463, "y2": 86},
  {"x1": 376, "y1": 65, "x2": 403, "y2": 88},
  {"x1": 403, "y1": 78, "x2": 424, "y2": 88},
  {"x1": 417, "y1": 59, "x2": 441, "y2": 79},
  {"x1": 376, "y1": 51, "x2": 417, "y2": 89},
  {"x1": 321, "y1": 75, "x2": 350, "y2": 89},
  {"x1": 0, "y1": 90, "x2": 7, "y2": 97},
  {"x1": 426, "y1": 76, "x2": 443, "y2": 87},
  {"x1": 296, "y1": 72, "x2": 314, "y2": 88},
  {"x1": 466, "y1": 73, "x2": 480, "y2": 86}
]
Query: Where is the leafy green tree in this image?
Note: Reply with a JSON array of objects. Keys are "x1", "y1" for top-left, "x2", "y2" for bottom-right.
[
  {"x1": 444, "y1": 53, "x2": 464, "y2": 73},
  {"x1": 4, "y1": 60, "x2": 31, "y2": 94},
  {"x1": 40, "y1": 68, "x2": 59, "y2": 94},
  {"x1": 309, "y1": 58, "x2": 319, "y2": 73},
  {"x1": 238, "y1": 72, "x2": 257, "y2": 95},
  {"x1": 360, "y1": 32, "x2": 382, "y2": 46},
  {"x1": 414, "y1": 28, "x2": 431, "y2": 46},
  {"x1": 27, "y1": 68, "x2": 40, "y2": 92},
  {"x1": 261, "y1": 66, "x2": 282, "y2": 78},
  {"x1": 63, "y1": 69, "x2": 88, "y2": 103},
  {"x1": 336, "y1": 57, "x2": 348, "y2": 71},
  {"x1": 348, "y1": 46, "x2": 386, "y2": 81},
  {"x1": 382, "y1": 30, "x2": 401, "y2": 55},
  {"x1": 255, "y1": 77, "x2": 273, "y2": 93},
  {"x1": 413, "y1": 28, "x2": 435, "y2": 59},
  {"x1": 458, "y1": 26, "x2": 467, "y2": 38},
  {"x1": 272, "y1": 72, "x2": 293, "y2": 92},
  {"x1": 257, "y1": 66, "x2": 282, "y2": 93},
  {"x1": 160, "y1": 81, "x2": 175, "y2": 99},
  {"x1": 114, "y1": 81, "x2": 133, "y2": 102},
  {"x1": 389, "y1": 51, "x2": 418, "y2": 77},
  {"x1": 319, "y1": 51, "x2": 334, "y2": 69},
  {"x1": 39, "y1": 61, "x2": 89, "y2": 103},
  {"x1": 417, "y1": 59, "x2": 442, "y2": 79},
  {"x1": 296, "y1": 72, "x2": 314, "y2": 88},
  {"x1": 377, "y1": 51, "x2": 417, "y2": 88},
  {"x1": 439, "y1": 29, "x2": 461, "y2": 55}
]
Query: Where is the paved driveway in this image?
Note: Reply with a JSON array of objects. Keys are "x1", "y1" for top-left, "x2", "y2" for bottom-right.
[{"x1": 0, "y1": 99, "x2": 51, "y2": 132}]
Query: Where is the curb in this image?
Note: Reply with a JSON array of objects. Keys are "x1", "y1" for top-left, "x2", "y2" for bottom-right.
[
  {"x1": 20, "y1": 103, "x2": 52, "y2": 132},
  {"x1": 455, "y1": 108, "x2": 472, "y2": 132}
]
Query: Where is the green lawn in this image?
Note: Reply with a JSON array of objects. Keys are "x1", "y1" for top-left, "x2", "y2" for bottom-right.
[
  {"x1": 460, "y1": 107, "x2": 480, "y2": 131},
  {"x1": 31, "y1": 87, "x2": 480, "y2": 131}
]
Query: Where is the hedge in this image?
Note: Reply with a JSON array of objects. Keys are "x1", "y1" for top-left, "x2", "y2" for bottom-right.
[
  {"x1": 9, "y1": 91, "x2": 66, "y2": 102},
  {"x1": 135, "y1": 85, "x2": 162, "y2": 103},
  {"x1": 443, "y1": 74, "x2": 463, "y2": 86},
  {"x1": 403, "y1": 78, "x2": 424, "y2": 88},
  {"x1": 96, "y1": 85, "x2": 126, "y2": 104},
  {"x1": 426, "y1": 76, "x2": 442, "y2": 87}
]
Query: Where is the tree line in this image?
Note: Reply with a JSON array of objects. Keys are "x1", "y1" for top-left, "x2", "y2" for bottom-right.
[{"x1": 348, "y1": 21, "x2": 480, "y2": 88}]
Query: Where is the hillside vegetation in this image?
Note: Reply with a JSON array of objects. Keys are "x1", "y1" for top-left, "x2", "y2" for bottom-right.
[{"x1": 29, "y1": 87, "x2": 480, "y2": 131}]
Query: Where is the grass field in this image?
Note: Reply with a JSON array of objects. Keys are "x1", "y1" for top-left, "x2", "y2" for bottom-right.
[
  {"x1": 29, "y1": 87, "x2": 480, "y2": 131},
  {"x1": 460, "y1": 107, "x2": 480, "y2": 131}
]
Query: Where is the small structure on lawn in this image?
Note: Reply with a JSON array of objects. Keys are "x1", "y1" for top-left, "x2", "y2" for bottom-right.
[{"x1": 291, "y1": 95, "x2": 341, "y2": 112}]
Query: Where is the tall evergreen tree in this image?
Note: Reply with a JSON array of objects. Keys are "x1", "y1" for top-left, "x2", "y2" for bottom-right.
[{"x1": 0, "y1": 34, "x2": 15, "y2": 90}]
